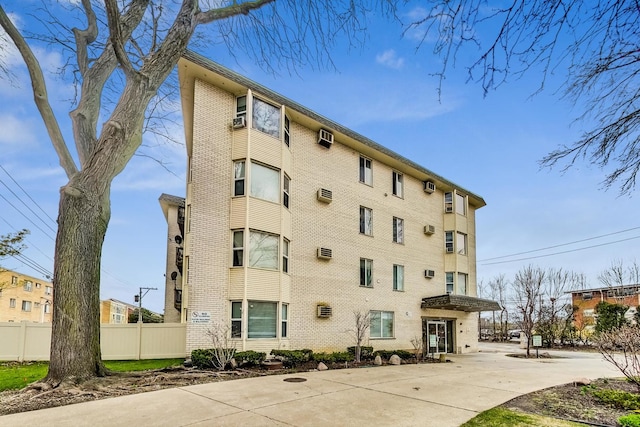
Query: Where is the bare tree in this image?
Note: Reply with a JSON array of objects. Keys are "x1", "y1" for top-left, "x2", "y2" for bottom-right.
[
  {"x1": 488, "y1": 274, "x2": 509, "y2": 341},
  {"x1": 512, "y1": 265, "x2": 545, "y2": 357},
  {"x1": 0, "y1": 0, "x2": 398, "y2": 385},
  {"x1": 206, "y1": 323, "x2": 237, "y2": 370},
  {"x1": 595, "y1": 325, "x2": 640, "y2": 390},
  {"x1": 598, "y1": 259, "x2": 640, "y2": 302},
  {"x1": 349, "y1": 310, "x2": 371, "y2": 363},
  {"x1": 406, "y1": 0, "x2": 640, "y2": 194}
]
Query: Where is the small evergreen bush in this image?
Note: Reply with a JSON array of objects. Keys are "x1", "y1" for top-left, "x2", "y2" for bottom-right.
[
  {"x1": 191, "y1": 349, "x2": 216, "y2": 369},
  {"x1": 271, "y1": 349, "x2": 313, "y2": 367},
  {"x1": 234, "y1": 350, "x2": 266, "y2": 366},
  {"x1": 619, "y1": 414, "x2": 640, "y2": 427},
  {"x1": 347, "y1": 346, "x2": 374, "y2": 360}
]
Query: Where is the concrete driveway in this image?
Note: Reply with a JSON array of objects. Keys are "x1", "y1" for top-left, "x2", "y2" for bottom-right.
[{"x1": 0, "y1": 342, "x2": 619, "y2": 427}]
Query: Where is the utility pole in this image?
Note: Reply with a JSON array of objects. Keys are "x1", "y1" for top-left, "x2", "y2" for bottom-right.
[{"x1": 134, "y1": 287, "x2": 157, "y2": 323}]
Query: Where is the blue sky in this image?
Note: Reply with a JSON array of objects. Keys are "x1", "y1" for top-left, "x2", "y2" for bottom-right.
[{"x1": 1, "y1": 2, "x2": 639, "y2": 313}]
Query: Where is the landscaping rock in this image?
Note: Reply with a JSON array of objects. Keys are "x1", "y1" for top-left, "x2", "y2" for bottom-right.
[
  {"x1": 389, "y1": 354, "x2": 401, "y2": 365},
  {"x1": 573, "y1": 377, "x2": 591, "y2": 386},
  {"x1": 374, "y1": 355, "x2": 382, "y2": 366},
  {"x1": 229, "y1": 358, "x2": 238, "y2": 369},
  {"x1": 317, "y1": 362, "x2": 328, "y2": 371}
]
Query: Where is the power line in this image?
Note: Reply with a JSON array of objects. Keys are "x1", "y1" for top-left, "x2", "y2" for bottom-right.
[
  {"x1": 481, "y1": 235, "x2": 640, "y2": 266},
  {"x1": 479, "y1": 226, "x2": 640, "y2": 262},
  {"x1": 0, "y1": 164, "x2": 57, "y2": 224},
  {"x1": 0, "y1": 215, "x2": 54, "y2": 263},
  {"x1": 0, "y1": 192, "x2": 56, "y2": 240},
  {"x1": 0, "y1": 177, "x2": 57, "y2": 234}
]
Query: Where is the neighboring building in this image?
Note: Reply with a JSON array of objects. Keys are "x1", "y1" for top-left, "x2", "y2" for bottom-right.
[
  {"x1": 165, "y1": 50, "x2": 499, "y2": 355},
  {"x1": 159, "y1": 193, "x2": 185, "y2": 324},
  {"x1": 568, "y1": 284, "x2": 640, "y2": 332},
  {"x1": 100, "y1": 299, "x2": 136, "y2": 324},
  {"x1": 0, "y1": 269, "x2": 53, "y2": 323}
]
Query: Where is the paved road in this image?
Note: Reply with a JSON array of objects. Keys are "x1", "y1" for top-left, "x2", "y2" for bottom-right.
[{"x1": 0, "y1": 342, "x2": 619, "y2": 427}]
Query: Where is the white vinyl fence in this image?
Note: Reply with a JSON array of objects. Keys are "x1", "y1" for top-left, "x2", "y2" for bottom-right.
[{"x1": 0, "y1": 322, "x2": 187, "y2": 361}]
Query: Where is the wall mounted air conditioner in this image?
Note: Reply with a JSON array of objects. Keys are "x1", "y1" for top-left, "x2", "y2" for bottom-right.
[
  {"x1": 232, "y1": 116, "x2": 246, "y2": 129},
  {"x1": 424, "y1": 269, "x2": 435, "y2": 279},
  {"x1": 317, "y1": 305, "x2": 333, "y2": 318},
  {"x1": 318, "y1": 129, "x2": 334, "y2": 148},
  {"x1": 423, "y1": 181, "x2": 436, "y2": 193},
  {"x1": 317, "y1": 188, "x2": 333, "y2": 203},
  {"x1": 424, "y1": 225, "x2": 435, "y2": 235},
  {"x1": 317, "y1": 247, "x2": 332, "y2": 259},
  {"x1": 446, "y1": 247, "x2": 454, "y2": 253}
]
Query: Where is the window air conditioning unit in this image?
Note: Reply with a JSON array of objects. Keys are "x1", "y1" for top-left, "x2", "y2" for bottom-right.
[
  {"x1": 446, "y1": 247, "x2": 454, "y2": 253},
  {"x1": 317, "y1": 305, "x2": 333, "y2": 318},
  {"x1": 232, "y1": 116, "x2": 246, "y2": 129},
  {"x1": 424, "y1": 269, "x2": 435, "y2": 279},
  {"x1": 424, "y1": 225, "x2": 435, "y2": 235},
  {"x1": 317, "y1": 247, "x2": 332, "y2": 259},
  {"x1": 317, "y1": 188, "x2": 333, "y2": 203},
  {"x1": 423, "y1": 180, "x2": 436, "y2": 194},
  {"x1": 445, "y1": 205, "x2": 453, "y2": 213},
  {"x1": 318, "y1": 129, "x2": 334, "y2": 148}
]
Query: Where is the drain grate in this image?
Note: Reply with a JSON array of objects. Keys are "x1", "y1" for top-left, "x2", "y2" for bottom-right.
[{"x1": 283, "y1": 377, "x2": 307, "y2": 383}]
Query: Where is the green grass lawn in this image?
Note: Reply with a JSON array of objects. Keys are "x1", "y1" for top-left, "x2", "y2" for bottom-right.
[
  {"x1": 0, "y1": 358, "x2": 184, "y2": 391},
  {"x1": 462, "y1": 408, "x2": 585, "y2": 427}
]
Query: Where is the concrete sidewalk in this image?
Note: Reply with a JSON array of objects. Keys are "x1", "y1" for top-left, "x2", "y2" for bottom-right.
[{"x1": 0, "y1": 343, "x2": 619, "y2": 427}]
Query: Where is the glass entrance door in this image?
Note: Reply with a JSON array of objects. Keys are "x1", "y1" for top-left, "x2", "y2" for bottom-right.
[{"x1": 427, "y1": 321, "x2": 447, "y2": 354}]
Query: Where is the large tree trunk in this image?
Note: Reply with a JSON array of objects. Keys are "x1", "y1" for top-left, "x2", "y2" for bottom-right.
[{"x1": 46, "y1": 174, "x2": 110, "y2": 384}]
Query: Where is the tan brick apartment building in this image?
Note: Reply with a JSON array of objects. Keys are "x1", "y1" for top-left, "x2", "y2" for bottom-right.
[
  {"x1": 100, "y1": 299, "x2": 136, "y2": 324},
  {"x1": 569, "y1": 284, "x2": 640, "y2": 333},
  {"x1": 0, "y1": 269, "x2": 53, "y2": 323},
  {"x1": 165, "y1": 51, "x2": 499, "y2": 355}
]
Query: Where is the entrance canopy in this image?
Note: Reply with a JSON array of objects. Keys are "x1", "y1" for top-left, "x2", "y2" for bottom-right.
[{"x1": 421, "y1": 294, "x2": 501, "y2": 312}]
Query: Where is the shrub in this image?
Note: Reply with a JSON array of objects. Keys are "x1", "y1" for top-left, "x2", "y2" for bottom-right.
[
  {"x1": 619, "y1": 414, "x2": 640, "y2": 427},
  {"x1": 312, "y1": 352, "x2": 335, "y2": 364},
  {"x1": 375, "y1": 350, "x2": 414, "y2": 361},
  {"x1": 347, "y1": 346, "x2": 374, "y2": 360},
  {"x1": 271, "y1": 349, "x2": 313, "y2": 367},
  {"x1": 331, "y1": 351, "x2": 353, "y2": 363},
  {"x1": 596, "y1": 325, "x2": 640, "y2": 389},
  {"x1": 191, "y1": 349, "x2": 215, "y2": 369},
  {"x1": 234, "y1": 351, "x2": 266, "y2": 366},
  {"x1": 591, "y1": 389, "x2": 640, "y2": 410}
]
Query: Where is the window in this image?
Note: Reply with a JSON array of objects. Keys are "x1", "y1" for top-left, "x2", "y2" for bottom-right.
[
  {"x1": 233, "y1": 161, "x2": 245, "y2": 196},
  {"x1": 456, "y1": 232, "x2": 467, "y2": 255},
  {"x1": 252, "y1": 97, "x2": 281, "y2": 138},
  {"x1": 283, "y1": 174, "x2": 290, "y2": 209},
  {"x1": 445, "y1": 231, "x2": 454, "y2": 253},
  {"x1": 186, "y1": 204, "x2": 191, "y2": 233},
  {"x1": 393, "y1": 265, "x2": 404, "y2": 291},
  {"x1": 249, "y1": 231, "x2": 279, "y2": 270},
  {"x1": 23, "y1": 281, "x2": 32, "y2": 292},
  {"x1": 284, "y1": 115, "x2": 290, "y2": 147},
  {"x1": 34, "y1": 302, "x2": 40, "y2": 308},
  {"x1": 44, "y1": 303, "x2": 50, "y2": 314},
  {"x1": 446, "y1": 272, "x2": 454, "y2": 294},
  {"x1": 392, "y1": 171, "x2": 403, "y2": 197},
  {"x1": 370, "y1": 311, "x2": 394, "y2": 338},
  {"x1": 185, "y1": 256, "x2": 190, "y2": 283},
  {"x1": 457, "y1": 273, "x2": 468, "y2": 295},
  {"x1": 444, "y1": 192, "x2": 453, "y2": 213},
  {"x1": 248, "y1": 301, "x2": 277, "y2": 338},
  {"x1": 456, "y1": 193, "x2": 466, "y2": 215},
  {"x1": 582, "y1": 292, "x2": 593, "y2": 300},
  {"x1": 45, "y1": 286, "x2": 52, "y2": 295},
  {"x1": 359, "y1": 206, "x2": 373, "y2": 236},
  {"x1": 11, "y1": 276, "x2": 17, "y2": 285},
  {"x1": 231, "y1": 301, "x2": 242, "y2": 338},
  {"x1": 583, "y1": 309, "x2": 595, "y2": 317},
  {"x1": 360, "y1": 258, "x2": 373, "y2": 287},
  {"x1": 232, "y1": 230, "x2": 244, "y2": 267},
  {"x1": 250, "y1": 162, "x2": 280, "y2": 203},
  {"x1": 22, "y1": 301, "x2": 31, "y2": 312},
  {"x1": 9, "y1": 298, "x2": 16, "y2": 308},
  {"x1": 282, "y1": 239, "x2": 289, "y2": 273},
  {"x1": 392, "y1": 217, "x2": 404, "y2": 244},
  {"x1": 35, "y1": 283, "x2": 41, "y2": 289},
  {"x1": 281, "y1": 304, "x2": 288, "y2": 338},
  {"x1": 359, "y1": 156, "x2": 372, "y2": 185},
  {"x1": 236, "y1": 95, "x2": 247, "y2": 119}
]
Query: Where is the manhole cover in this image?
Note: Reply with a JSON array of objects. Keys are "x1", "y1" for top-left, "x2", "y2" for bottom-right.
[{"x1": 283, "y1": 377, "x2": 307, "y2": 383}]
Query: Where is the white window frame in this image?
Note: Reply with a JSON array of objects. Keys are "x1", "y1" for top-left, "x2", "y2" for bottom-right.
[
  {"x1": 284, "y1": 115, "x2": 290, "y2": 147},
  {"x1": 360, "y1": 258, "x2": 373, "y2": 288},
  {"x1": 444, "y1": 192, "x2": 453, "y2": 213},
  {"x1": 281, "y1": 303, "x2": 288, "y2": 338},
  {"x1": 392, "y1": 217, "x2": 404, "y2": 244},
  {"x1": 247, "y1": 301, "x2": 278, "y2": 339},
  {"x1": 282, "y1": 238, "x2": 290, "y2": 274},
  {"x1": 21, "y1": 300, "x2": 31, "y2": 312},
  {"x1": 359, "y1": 156, "x2": 372, "y2": 185},
  {"x1": 445, "y1": 272, "x2": 454, "y2": 294},
  {"x1": 236, "y1": 95, "x2": 247, "y2": 119},
  {"x1": 455, "y1": 192, "x2": 467, "y2": 215},
  {"x1": 392, "y1": 171, "x2": 403, "y2": 198},
  {"x1": 457, "y1": 272, "x2": 468, "y2": 295},
  {"x1": 393, "y1": 265, "x2": 404, "y2": 291},
  {"x1": 250, "y1": 162, "x2": 280, "y2": 203},
  {"x1": 45, "y1": 286, "x2": 52, "y2": 295},
  {"x1": 11, "y1": 276, "x2": 17, "y2": 285},
  {"x1": 370, "y1": 310, "x2": 394, "y2": 338},
  {"x1": 252, "y1": 97, "x2": 281, "y2": 138},
  {"x1": 233, "y1": 160, "x2": 246, "y2": 197},
  {"x1": 360, "y1": 206, "x2": 373, "y2": 236},
  {"x1": 445, "y1": 231, "x2": 454, "y2": 253},
  {"x1": 23, "y1": 281, "x2": 32, "y2": 292},
  {"x1": 283, "y1": 174, "x2": 290, "y2": 209},
  {"x1": 231, "y1": 301, "x2": 242, "y2": 338},
  {"x1": 9, "y1": 298, "x2": 16, "y2": 308},
  {"x1": 456, "y1": 232, "x2": 467, "y2": 255},
  {"x1": 249, "y1": 230, "x2": 279, "y2": 270},
  {"x1": 232, "y1": 230, "x2": 244, "y2": 267}
]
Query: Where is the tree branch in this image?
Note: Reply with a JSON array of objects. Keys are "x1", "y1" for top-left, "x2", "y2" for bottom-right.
[
  {"x1": 104, "y1": 0, "x2": 139, "y2": 80},
  {"x1": 196, "y1": 0, "x2": 276, "y2": 25},
  {"x1": 73, "y1": 0, "x2": 98, "y2": 76},
  {"x1": 0, "y1": 6, "x2": 78, "y2": 178}
]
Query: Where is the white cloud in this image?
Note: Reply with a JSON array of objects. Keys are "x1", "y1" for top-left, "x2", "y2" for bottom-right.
[
  {"x1": 375, "y1": 49, "x2": 405, "y2": 70},
  {"x1": 0, "y1": 114, "x2": 38, "y2": 147}
]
